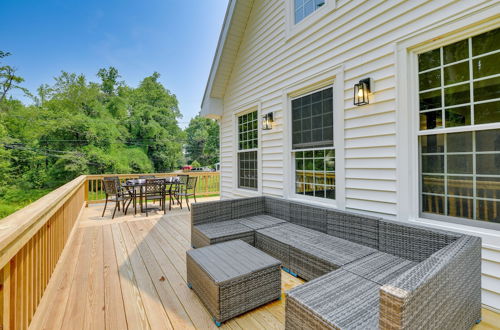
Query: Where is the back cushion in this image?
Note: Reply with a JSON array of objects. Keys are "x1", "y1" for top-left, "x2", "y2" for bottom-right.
[
  {"x1": 264, "y1": 197, "x2": 291, "y2": 221},
  {"x1": 326, "y1": 210, "x2": 379, "y2": 249},
  {"x1": 191, "y1": 199, "x2": 233, "y2": 225},
  {"x1": 289, "y1": 202, "x2": 327, "y2": 233},
  {"x1": 378, "y1": 219, "x2": 461, "y2": 262},
  {"x1": 232, "y1": 197, "x2": 265, "y2": 219}
]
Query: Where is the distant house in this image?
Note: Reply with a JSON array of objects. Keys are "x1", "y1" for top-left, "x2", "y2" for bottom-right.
[{"x1": 201, "y1": 0, "x2": 500, "y2": 310}]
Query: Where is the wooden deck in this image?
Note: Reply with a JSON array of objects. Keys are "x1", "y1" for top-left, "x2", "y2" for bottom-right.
[{"x1": 30, "y1": 198, "x2": 500, "y2": 330}]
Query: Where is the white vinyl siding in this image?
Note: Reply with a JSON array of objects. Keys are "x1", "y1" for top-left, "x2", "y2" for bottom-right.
[{"x1": 216, "y1": 0, "x2": 500, "y2": 310}]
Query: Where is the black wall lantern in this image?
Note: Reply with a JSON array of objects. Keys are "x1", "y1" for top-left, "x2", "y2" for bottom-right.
[
  {"x1": 353, "y1": 78, "x2": 372, "y2": 106},
  {"x1": 262, "y1": 112, "x2": 274, "y2": 130}
]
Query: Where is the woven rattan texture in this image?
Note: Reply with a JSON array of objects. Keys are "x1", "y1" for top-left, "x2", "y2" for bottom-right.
[
  {"x1": 286, "y1": 270, "x2": 380, "y2": 329},
  {"x1": 189, "y1": 196, "x2": 480, "y2": 329},
  {"x1": 186, "y1": 240, "x2": 281, "y2": 323},
  {"x1": 327, "y1": 209, "x2": 380, "y2": 249}
]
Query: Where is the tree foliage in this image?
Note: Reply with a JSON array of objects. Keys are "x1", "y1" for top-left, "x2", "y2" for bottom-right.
[
  {"x1": 0, "y1": 54, "x2": 180, "y2": 189},
  {"x1": 184, "y1": 115, "x2": 219, "y2": 166},
  {"x1": 0, "y1": 52, "x2": 220, "y2": 218}
]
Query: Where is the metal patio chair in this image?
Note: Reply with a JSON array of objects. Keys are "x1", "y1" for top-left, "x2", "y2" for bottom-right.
[
  {"x1": 101, "y1": 177, "x2": 132, "y2": 219},
  {"x1": 176, "y1": 176, "x2": 198, "y2": 211},
  {"x1": 143, "y1": 178, "x2": 167, "y2": 216}
]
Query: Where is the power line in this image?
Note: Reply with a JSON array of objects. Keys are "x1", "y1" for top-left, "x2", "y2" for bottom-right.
[{"x1": 1, "y1": 143, "x2": 103, "y2": 166}]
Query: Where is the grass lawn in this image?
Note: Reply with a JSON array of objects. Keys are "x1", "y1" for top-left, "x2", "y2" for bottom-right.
[{"x1": 0, "y1": 188, "x2": 53, "y2": 219}]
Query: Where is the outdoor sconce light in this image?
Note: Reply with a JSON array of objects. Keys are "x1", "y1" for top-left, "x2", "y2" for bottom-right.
[
  {"x1": 353, "y1": 78, "x2": 372, "y2": 106},
  {"x1": 262, "y1": 112, "x2": 274, "y2": 130}
]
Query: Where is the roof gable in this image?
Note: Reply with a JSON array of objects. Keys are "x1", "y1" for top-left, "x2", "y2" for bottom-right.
[{"x1": 201, "y1": 0, "x2": 254, "y2": 118}]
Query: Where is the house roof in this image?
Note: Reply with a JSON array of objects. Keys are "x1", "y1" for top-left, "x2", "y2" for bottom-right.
[{"x1": 200, "y1": 0, "x2": 254, "y2": 119}]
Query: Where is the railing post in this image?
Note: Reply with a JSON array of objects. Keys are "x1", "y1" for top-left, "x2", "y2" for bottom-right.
[
  {"x1": 205, "y1": 175, "x2": 209, "y2": 195},
  {"x1": 2, "y1": 262, "x2": 11, "y2": 330},
  {"x1": 84, "y1": 177, "x2": 89, "y2": 207}
]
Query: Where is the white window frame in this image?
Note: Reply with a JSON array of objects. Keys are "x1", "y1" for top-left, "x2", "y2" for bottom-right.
[
  {"x1": 282, "y1": 64, "x2": 345, "y2": 209},
  {"x1": 232, "y1": 102, "x2": 263, "y2": 196},
  {"x1": 285, "y1": 0, "x2": 336, "y2": 40},
  {"x1": 396, "y1": 10, "x2": 500, "y2": 238},
  {"x1": 290, "y1": 89, "x2": 336, "y2": 203}
]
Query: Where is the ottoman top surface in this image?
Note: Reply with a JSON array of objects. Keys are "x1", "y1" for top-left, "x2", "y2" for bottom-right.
[{"x1": 187, "y1": 240, "x2": 281, "y2": 283}]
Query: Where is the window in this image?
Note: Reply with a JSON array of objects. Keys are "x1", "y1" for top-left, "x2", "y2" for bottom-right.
[
  {"x1": 294, "y1": 0, "x2": 325, "y2": 24},
  {"x1": 292, "y1": 87, "x2": 333, "y2": 149},
  {"x1": 418, "y1": 27, "x2": 500, "y2": 225},
  {"x1": 292, "y1": 87, "x2": 335, "y2": 200},
  {"x1": 237, "y1": 111, "x2": 258, "y2": 190}
]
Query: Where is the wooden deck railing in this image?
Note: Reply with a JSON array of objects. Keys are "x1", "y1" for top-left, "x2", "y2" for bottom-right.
[
  {"x1": 84, "y1": 172, "x2": 220, "y2": 204},
  {"x1": 0, "y1": 171, "x2": 219, "y2": 330},
  {"x1": 0, "y1": 175, "x2": 86, "y2": 330}
]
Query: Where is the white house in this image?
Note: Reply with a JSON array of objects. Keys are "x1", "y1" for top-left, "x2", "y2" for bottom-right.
[{"x1": 201, "y1": 0, "x2": 500, "y2": 311}]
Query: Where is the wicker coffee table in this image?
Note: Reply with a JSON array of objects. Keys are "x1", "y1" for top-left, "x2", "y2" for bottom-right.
[{"x1": 186, "y1": 240, "x2": 282, "y2": 326}]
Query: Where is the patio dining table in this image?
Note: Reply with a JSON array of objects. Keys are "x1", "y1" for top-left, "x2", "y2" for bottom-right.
[{"x1": 122, "y1": 177, "x2": 180, "y2": 213}]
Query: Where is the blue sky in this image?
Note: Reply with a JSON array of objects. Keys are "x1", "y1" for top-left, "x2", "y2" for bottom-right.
[{"x1": 0, "y1": 0, "x2": 228, "y2": 127}]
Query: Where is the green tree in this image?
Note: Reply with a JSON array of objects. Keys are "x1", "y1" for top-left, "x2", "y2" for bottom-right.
[
  {"x1": 0, "y1": 51, "x2": 29, "y2": 102},
  {"x1": 0, "y1": 62, "x2": 187, "y2": 218},
  {"x1": 184, "y1": 115, "x2": 219, "y2": 166},
  {"x1": 126, "y1": 72, "x2": 185, "y2": 171},
  {"x1": 97, "y1": 66, "x2": 121, "y2": 96}
]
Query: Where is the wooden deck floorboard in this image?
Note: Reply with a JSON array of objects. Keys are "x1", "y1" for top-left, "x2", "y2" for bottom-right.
[{"x1": 30, "y1": 197, "x2": 500, "y2": 329}]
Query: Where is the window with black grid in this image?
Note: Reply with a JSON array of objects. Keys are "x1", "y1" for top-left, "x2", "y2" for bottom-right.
[
  {"x1": 238, "y1": 151, "x2": 258, "y2": 190},
  {"x1": 292, "y1": 87, "x2": 333, "y2": 150},
  {"x1": 237, "y1": 110, "x2": 258, "y2": 190},
  {"x1": 418, "y1": 27, "x2": 500, "y2": 226},
  {"x1": 295, "y1": 149, "x2": 335, "y2": 199},
  {"x1": 292, "y1": 87, "x2": 335, "y2": 201},
  {"x1": 238, "y1": 111, "x2": 258, "y2": 150}
]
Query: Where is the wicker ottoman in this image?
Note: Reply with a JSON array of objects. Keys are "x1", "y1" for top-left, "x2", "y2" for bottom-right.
[{"x1": 186, "y1": 240, "x2": 282, "y2": 326}]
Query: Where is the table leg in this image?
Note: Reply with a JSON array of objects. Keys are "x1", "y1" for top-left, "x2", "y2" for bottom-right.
[{"x1": 140, "y1": 187, "x2": 144, "y2": 213}]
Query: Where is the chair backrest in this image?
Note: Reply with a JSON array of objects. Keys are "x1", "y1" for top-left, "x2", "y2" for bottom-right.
[
  {"x1": 144, "y1": 178, "x2": 166, "y2": 195},
  {"x1": 103, "y1": 177, "x2": 119, "y2": 195},
  {"x1": 178, "y1": 174, "x2": 189, "y2": 185},
  {"x1": 187, "y1": 176, "x2": 198, "y2": 190},
  {"x1": 139, "y1": 175, "x2": 156, "y2": 179}
]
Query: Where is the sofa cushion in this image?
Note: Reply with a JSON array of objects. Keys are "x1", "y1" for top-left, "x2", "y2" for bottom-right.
[
  {"x1": 264, "y1": 196, "x2": 291, "y2": 221},
  {"x1": 191, "y1": 199, "x2": 233, "y2": 225},
  {"x1": 343, "y1": 251, "x2": 417, "y2": 285},
  {"x1": 327, "y1": 209, "x2": 380, "y2": 249},
  {"x1": 256, "y1": 223, "x2": 324, "y2": 244},
  {"x1": 289, "y1": 202, "x2": 327, "y2": 233},
  {"x1": 237, "y1": 215, "x2": 287, "y2": 230},
  {"x1": 287, "y1": 233, "x2": 378, "y2": 280},
  {"x1": 286, "y1": 269, "x2": 380, "y2": 329},
  {"x1": 231, "y1": 197, "x2": 265, "y2": 219},
  {"x1": 303, "y1": 234, "x2": 377, "y2": 266},
  {"x1": 192, "y1": 220, "x2": 254, "y2": 247},
  {"x1": 288, "y1": 236, "x2": 373, "y2": 281},
  {"x1": 255, "y1": 223, "x2": 322, "y2": 268},
  {"x1": 378, "y1": 219, "x2": 461, "y2": 262}
]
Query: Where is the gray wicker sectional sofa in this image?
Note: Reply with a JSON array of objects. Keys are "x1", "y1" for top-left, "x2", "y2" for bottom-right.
[{"x1": 191, "y1": 196, "x2": 482, "y2": 329}]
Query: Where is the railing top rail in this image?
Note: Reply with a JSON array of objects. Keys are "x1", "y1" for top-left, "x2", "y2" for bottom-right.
[
  {"x1": 85, "y1": 171, "x2": 219, "y2": 179},
  {"x1": 0, "y1": 175, "x2": 86, "y2": 254}
]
